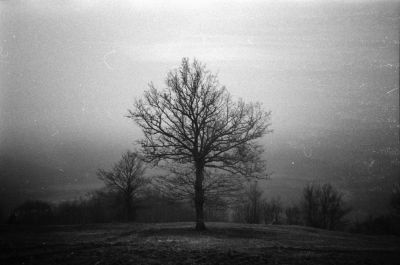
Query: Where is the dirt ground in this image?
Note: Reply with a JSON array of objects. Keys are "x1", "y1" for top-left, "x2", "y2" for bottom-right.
[{"x1": 1, "y1": 222, "x2": 399, "y2": 265}]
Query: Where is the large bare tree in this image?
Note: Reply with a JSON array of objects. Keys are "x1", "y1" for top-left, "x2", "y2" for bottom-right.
[
  {"x1": 97, "y1": 151, "x2": 147, "y2": 221},
  {"x1": 128, "y1": 58, "x2": 271, "y2": 230}
]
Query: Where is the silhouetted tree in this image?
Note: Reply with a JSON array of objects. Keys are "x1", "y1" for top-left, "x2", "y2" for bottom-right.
[
  {"x1": 128, "y1": 58, "x2": 271, "y2": 230},
  {"x1": 263, "y1": 197, "x2": 283, "y2": 224},
  {"x1": 97, "y1": 151, "x2": 148, "y2": 221},
  {"x1": 302, "y1": 183, "x2": 350, "y2": 230}
]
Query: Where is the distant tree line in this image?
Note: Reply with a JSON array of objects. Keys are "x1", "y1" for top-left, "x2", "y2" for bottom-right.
[
  {"x1": 231, "y1": 181, "x2": 400, "y2": 235},
  {"x1": 231, "y1": 182, "x2": 350, "y2": 230},
  {"x1": 4, "y1": 147, "x2": 399, "y2": 236},
  {"x1": 5, "y1": 150, "x2": 228, "y2": 225},
  {"x1": 6, "y1": 189, "x2": 227, "y2": 225},
  {"x1": 349, "y1": 182, "x2": 400, "y2": 236},
  {"x1": 5, "y1": 177, "x2": 400, "y2": 236}
]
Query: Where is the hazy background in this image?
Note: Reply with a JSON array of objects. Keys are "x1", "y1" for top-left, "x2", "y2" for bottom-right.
[{"x1": 0, "y1": 0, "x2": 399, "y2": 219}]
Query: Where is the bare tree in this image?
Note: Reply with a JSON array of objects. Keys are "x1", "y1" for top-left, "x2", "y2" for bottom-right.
[
  {"x1": 263, "y1": 197, "x2": 283, "y2": 224},
  {"x1": 302, "y1": 184, "x2": 320, "y2": 228},
  {"x1": 128, "y1": 58, "x2": 271, "y2": 230},
  {"x1": 97, "y1": 151, "x2": 148, "y2": 221},
  {"x1": 245, "y1": 181, "x2": 264, "y2": 224},
  {"x1": 302, "y1": 183, "x2": 350, "y2": 230},
  {"x1": 285, "y1": 205, "x2": 302, "y2": 225},
  {"x1": 230, "y1": 180, "x2": 263, "y2": 224}
]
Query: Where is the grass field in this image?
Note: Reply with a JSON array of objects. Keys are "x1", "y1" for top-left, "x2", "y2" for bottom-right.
[{"x1": 1, "y1": 222, "x2": 399, "y2": 265}]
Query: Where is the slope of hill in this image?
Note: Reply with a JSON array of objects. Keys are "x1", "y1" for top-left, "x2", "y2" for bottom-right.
[{"x1": 1, "y1": 222, "x2": 399, "y2": 265}]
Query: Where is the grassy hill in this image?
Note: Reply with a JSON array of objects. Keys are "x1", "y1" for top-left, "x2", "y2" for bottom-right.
[{"x1": 1, "y1": 222, "x2": 399, "y2": 265}]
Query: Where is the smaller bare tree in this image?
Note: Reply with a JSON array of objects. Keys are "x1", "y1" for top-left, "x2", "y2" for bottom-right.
[
  {"x1": 263, "y1": 197, "x2": 283, "y2": 224},
  {"x1": 285, "y1": 205, "x2": 302, "y2": 225},
  {"x1": 97, "y1": 151, "x2": 148, "y2": 221},
  {"x1": 302, "y1": 183, "x2": 350, "y2": 230},
  {"x1": 231, "y1": 181, "x2": 264, "y2": 224}
]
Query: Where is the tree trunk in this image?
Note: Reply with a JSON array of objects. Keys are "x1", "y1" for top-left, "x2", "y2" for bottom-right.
[{"x1": 194, "y1": 161, "x2": 206, "y2": 230}]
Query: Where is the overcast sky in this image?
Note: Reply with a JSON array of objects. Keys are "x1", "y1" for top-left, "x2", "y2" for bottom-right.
[{"x1": 0, "y1": 0, "x2": 399, "y2": 188}]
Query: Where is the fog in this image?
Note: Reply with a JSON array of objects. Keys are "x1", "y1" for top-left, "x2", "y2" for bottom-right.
[{"x1": 0, "y1": 0, "x2": 399, "y2": 218}]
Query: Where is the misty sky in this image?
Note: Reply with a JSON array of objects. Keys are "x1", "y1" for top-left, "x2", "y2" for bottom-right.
[{"x1": 0, "y1": 0, "x2": 399, "y2": 204}]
